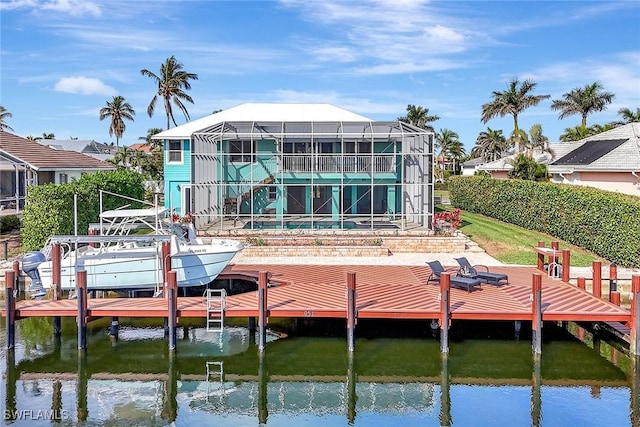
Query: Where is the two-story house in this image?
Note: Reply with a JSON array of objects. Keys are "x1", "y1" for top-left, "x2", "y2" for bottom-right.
[{"x1": 153, "y1": 103, "x2": 435, "y2": 231}]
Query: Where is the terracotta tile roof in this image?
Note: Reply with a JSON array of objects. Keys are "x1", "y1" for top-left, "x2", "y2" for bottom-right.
[
  {"x1": 127, "y1": 143, "x2": 152, "y2": 153},
  {"x1": 0, "y1": 131, "x2": 114, "y2": 171}
]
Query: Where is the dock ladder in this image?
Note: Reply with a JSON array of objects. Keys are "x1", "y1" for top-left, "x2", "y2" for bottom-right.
[
  {"x1": 205, "y1": 361, "x2": 225, "y2": 398},
  {"x1": 205, "y1": 289, "x2": 226, "y2": 332}
]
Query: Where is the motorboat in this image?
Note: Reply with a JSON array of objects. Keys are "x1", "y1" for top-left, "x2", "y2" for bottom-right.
[{"x1": 22, "y1": 207, "x2": 244, "y2": 297}]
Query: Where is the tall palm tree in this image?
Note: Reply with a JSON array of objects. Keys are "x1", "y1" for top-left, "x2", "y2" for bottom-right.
[
  {"x1": 481, "y1": 78, "x2": 550, "y2": 153},
  {"x1": 40, "y1": 133, "x2": 55, "y2": 140},
  {"x1": 617, "y1": 107, "x2": 640, "y2": 123},
  {"x1": 140, "y1": 56, "x2": 199, "y2": 129},
  {"x1": 99, "y1": 96, "x2": 135, "y2": 147},
  {"x1": 550, "y1": 81, "x2": 615, "y2": 128},
  {"x1": 398, "y1": 104, "x2": 440, "y2": 132},
  {"x1": 524, "y1": 124, "x2": 553, "y2": 160},
  {"x1": 436, "y1": 129, "x2": 465, "y2": 174},
  {"x1": 0, "y1": 106, "x2": 14, "y2": 132},
  {"x1": 471, "y1": 128, "x2": 508, "y2": 162},
  {"x1": 138, "y1": 127, "x2": 164, "y2": 151}
]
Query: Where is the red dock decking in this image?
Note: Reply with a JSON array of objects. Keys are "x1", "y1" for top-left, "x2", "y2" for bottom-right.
[{"x1": 5, "y1": 265, "x2": 631, "y2": 324}]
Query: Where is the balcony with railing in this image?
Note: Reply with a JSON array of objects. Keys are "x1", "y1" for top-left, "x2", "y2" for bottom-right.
[{"x1": 280, "y1": 154, "x2": 395, "y2": 174}]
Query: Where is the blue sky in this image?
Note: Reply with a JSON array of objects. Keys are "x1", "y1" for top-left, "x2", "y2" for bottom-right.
[{"x1": 1, "y1": 0, "x2": 639, "y2": 151}]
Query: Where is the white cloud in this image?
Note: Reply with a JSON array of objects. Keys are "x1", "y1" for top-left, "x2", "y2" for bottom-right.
[
  {"x1": 54, "y1": 76, "x2": 115, "y2": 96},
  {"x1": 0, "y1": 0, "x2": 101, "y2": 16}
]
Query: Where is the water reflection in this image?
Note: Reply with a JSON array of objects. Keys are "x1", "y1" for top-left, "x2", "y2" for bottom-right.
[{"x1": 0, "y1": 319, "x2": 636, "y2": 426}]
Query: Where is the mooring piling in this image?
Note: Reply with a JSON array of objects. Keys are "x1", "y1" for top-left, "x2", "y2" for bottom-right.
[
  {"x1": 77, "y1": 270, "x2": 88, "y2": 350},
  {"x1": 631, "y1": 275, "x2": 640, "y2": 356},
  {"x1": 5, "y1": 270, "x2": 15, "y2": 349},
  {"x1": 346, "y1": 272, "x2": 357, "y2": 353},
  {"x1": 440, "y1": 272, "x2": 451, "y2": 354},
  {"x1": 592, "y1": 260, "x2": 602, "y2": 299},
  {"x1": 52, "y1": 243, "x2": 62, "y2": 337},
  {"x1": 532, "y1": 273, "x2": 543, "y2": 354},
  {"x1": 258, "y1": 271, "x2": 268, "y2": 352},
  {"x1": 167, "y1": 270, "x2": 178, "y2": 351}
]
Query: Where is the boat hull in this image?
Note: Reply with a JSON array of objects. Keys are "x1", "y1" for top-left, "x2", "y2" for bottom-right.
[{"x1": 36, "y1": 248, "x2": 240, "y2": 291}]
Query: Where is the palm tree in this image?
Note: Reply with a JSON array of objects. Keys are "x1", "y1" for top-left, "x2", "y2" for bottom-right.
[
  {"x1": 436, "y1": 129, "x2": 465, "y2": 175},
  {"x1": 550, "y1": 82, "x2": 615, "y2": 128},
  {"x1": 99, "y1": 95, "x2": 135, "y2": 147},
  {"x1": 617, "y1": 107, "x2": 640, "y2": 123},
  {"x1": 481, "y1": 78, "x2": 550, "y2": 153},
  {"x1": 108, "y1": 146, "x2": 134, "y2": 169},
  {"x1": 40, "y1": 133, "x2": 55, "y2": 140},
  {"x1": 471, "y1": 128, "x2": 508, "y2": 162},
  {"x1": 140, "y1": 56, "x2": 199, "y2": 129},
  {"x1": 0, "y1": 106, "x2": 14, "y2": 132},
  {"x1": 398, "y1": 104, "x2": 440, "y2": 132},
  {"x1": 559, "y1": 125, "x2": 593, "y2": 142},
  {"x1": 138, "y1": 127, "x2": 164, "y2": 151},
  {"x1": 524, "y1": 123, "x2": 553, "y2": 159}
]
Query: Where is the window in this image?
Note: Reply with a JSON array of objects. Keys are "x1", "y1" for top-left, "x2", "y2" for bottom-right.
[
  {"x1": 59, "y1": 173, "x2": 68, "y2": 184},
  {"x1": 229, "y1": 140, "x2": 255, "y2": 162},
  {"x1": 267, "y1": 186, "x2": 277, "y2": 201},
  {"x1": 168, "y1": 140, "x2": 182, "y2": 163}
]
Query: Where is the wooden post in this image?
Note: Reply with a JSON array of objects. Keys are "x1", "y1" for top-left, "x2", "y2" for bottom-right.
[
  {"x1": 167, "y1": 270, "x2": 177, "y2": 351},
  {"x1": 631, "y1": 275, "x2": 640, "y2": 356},
  {"x1": 161, "y1": 242, "x2": 171, "y2": 296},
  {"x1": 611, "y1": 291, "x2": 621, "y2": 306},
  {"x1": 561, "y1": 249, "x2": 570, "y2": 283},
  {"x1": 12, "y1": 261, "x2": 20, "y2": 293},
  {"x1": 537, "y1": 241, "x2": 545, "y2": 271},
  {"x1": 77, "y1": 351, "x2": 88, "y2": 421},
  {"x1": 440, "y1": 272, "x2": 451, "y2": 354},
  {"x1": 592, "y1": 260, "x2": 602, "y2": 298},
  {"x1": 109, "y1": 317, "x2": 119, "y2": 338},
  {"x1": 52, "y1": 243, "x2": 62, "y2": 337},
  {"x1": 610, "y1": 263, "x2": 618, "y2": 293},
  {"x1": 347, "y1": 352, "x2": 357, "y2": 425},
  {"x1": 5, "y1": 270, "x2": 15, "y2": 349},
  {"x1": 532, "y1": 273, "x2": 543, "y2": 355},
  {"x1": 258, "y1": 271, "x2": 268, "y2": 352},
  {"x1": 346, "y1": 272, "x2": 357, "y2": 353},
  {"x1": 577, "y1": 277, "x2": 586, "y2": 290},
  {"x1": 76, "y1": 270, "x2": 88, "y2": 351}
]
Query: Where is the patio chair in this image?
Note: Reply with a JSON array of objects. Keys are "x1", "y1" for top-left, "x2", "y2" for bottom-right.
[
  {"x1": 454, "y1": 257, "x2": 509, "y2": 286},
  {"x1": 426, "y1": 260, "x2": 482, "y2": 292}
]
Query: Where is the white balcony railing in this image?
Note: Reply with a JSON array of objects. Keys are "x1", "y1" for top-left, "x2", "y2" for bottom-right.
[{"x1": 280, "y1": 155, "x2": 394, "y2": 173}]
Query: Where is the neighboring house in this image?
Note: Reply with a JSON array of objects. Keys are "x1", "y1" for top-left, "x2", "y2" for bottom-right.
[
  {"x1": 40, "y1": 139, "x2": 116, "y2": 162},
  {"x1": 547, "y1": 123, "x2": 640, "y2": 196},
  {"x1": 0, "y1": 132, "x2": 115, "y2": 211},
  {"x1": 477, "y1": 123, "x2": 640, "y2": 196},
  {"x1": 152, "y1": 103, "x2": 435, "y2": 231},
  {"x1": 127, "y1": 143, "x2": 153, "y2": 153},
  {"x1": 461, "y1": 157, "x2": 485, "y2": 176}
]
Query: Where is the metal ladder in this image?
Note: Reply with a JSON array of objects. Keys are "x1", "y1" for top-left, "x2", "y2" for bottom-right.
[
  {"x1": 205, "y1": 361, "x2": 224, "y2": 398},
  {"x1": 205, "y1": 289, "x2": 226, "y2": 332}
]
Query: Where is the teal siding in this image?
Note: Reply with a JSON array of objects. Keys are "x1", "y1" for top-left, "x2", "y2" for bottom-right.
[{"x1": 163, "y1": 139, "x2": 191, "y2": 215}]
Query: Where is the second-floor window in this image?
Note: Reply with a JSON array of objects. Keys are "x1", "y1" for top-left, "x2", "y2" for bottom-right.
[
  {"x1": 168, "y1": 140, "x2": 182, "y2": 163},
  {"x1": 229, "y1": 140, "x2": 255, "y2": 162}
]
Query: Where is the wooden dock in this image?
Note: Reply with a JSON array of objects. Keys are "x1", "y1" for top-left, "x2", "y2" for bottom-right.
[{"x1": 4, "y1": 262, "x2": 640, "y2": 355}]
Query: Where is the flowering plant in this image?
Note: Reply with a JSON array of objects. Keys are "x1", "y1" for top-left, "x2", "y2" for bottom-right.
[
  {"x1": 172, "y1": 212, "x2": 193, "y2": 224},
  {"x1": 432, "y1": 208, "x2": 462, "y2": 236}
]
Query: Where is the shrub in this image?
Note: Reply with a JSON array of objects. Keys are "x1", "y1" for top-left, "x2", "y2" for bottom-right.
[
  {"x1": 0, "y1": 215, "x2": 21, "y2": 232},
  {"x1": 448, "y1": 176, "x2": 640, "y2": 267}
]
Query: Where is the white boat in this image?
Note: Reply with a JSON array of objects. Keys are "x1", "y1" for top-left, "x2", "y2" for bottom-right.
[{"x1": 22, "y1": 207, "x2": 244, "y2": 296}]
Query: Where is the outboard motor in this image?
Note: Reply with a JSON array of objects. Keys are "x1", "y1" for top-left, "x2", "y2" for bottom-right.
[{"x1": 22, "y1": 251, "x2": 47, "y2": 298}]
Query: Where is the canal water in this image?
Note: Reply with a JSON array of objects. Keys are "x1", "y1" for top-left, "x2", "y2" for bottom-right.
[{"x1": 0, "y1": 317, "x2": 636, "y2": 426}]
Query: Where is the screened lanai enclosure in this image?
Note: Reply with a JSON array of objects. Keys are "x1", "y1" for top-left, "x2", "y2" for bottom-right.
[{"x1": 175, "y1": 120, "x2": 434, "y2": 232}]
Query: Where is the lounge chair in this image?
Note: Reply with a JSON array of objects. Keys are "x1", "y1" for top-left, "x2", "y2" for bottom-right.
[
  {"x1": 454, "y1": 257, "x2": 509, "y2": 286},
  {"x1": 426, "y1": 260, "x2": 482, "y2": 292}
]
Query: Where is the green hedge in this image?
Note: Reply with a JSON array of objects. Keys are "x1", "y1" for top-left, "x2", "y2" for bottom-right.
[
  {"x1": 21, "y1": 170, "x2": 146, "y2": 251},
  {"x1": 448, "y1": 176, "x2": 640, "y2": 268},
  {"x1": 0, "y1": 215, "x2": 21, "y2": 232}
]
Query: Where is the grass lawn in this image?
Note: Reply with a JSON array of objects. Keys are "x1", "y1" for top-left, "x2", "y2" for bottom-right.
[{"x1": 440, "y1": 207, "x2": 604, "y2": 267}]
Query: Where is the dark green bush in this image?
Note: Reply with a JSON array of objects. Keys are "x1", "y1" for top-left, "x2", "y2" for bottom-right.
[
  {"x1": 0, "y1": 215, "x2": 21, "y2": 232},
  {"x1": 449, "y1": 176, "x2": 640, "y2": 267},
  {"x1": 21, "y1": 170, "x2": 145, "y2": 251}
]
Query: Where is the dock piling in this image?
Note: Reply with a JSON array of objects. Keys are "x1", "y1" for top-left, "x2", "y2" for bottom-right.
[
  {"x1": 12, "y1": 261, "x2": 20, "y2": 293},
  {"x1": 77, "y1": 270, "x2": 88, "y2": 350},
  {"x1": 609, "y1": 263, "x2": 618, "y2": 293},
  {"x1": 536, "y1": 241, "x2": 545, "y2": 271},
  {"x1": 561, "y1": 249, "x2": 570, "y2": 282},
  {"x1": 440, "y1": 272, "x2": 451, "y2": 354},
  {"x1": 258, "y1": 271, "x2": 268, "y2": 352},
  {"x1": 346, "y1": 272, "x2": 357, "y2": 353},
  {"x1": 167, "y1": 270, "x2": 178, "y2": 351},
  {"x1": 53, "y1": 243, "x2": 62, "y2": 336},
  {"x1": 592, "y1": 260, "x2": 602, "y2": 299},
  {"x1": 577, "y1": 277, "x2": 586, "y2": 290},
  {"x1": 5, "y1": 270, "x2": 16, "y2": 349},
  {"x1": 109, "y1": 317, "x2": 119, "y2": 338},
  {"x1": 532, "y1": 273, "x2": 543, "y2": 354},
  {"x1": 631, "y1": 275, "x2": 640, "y2": 356}
]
